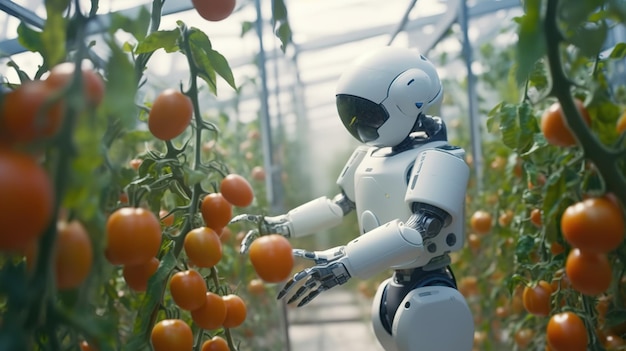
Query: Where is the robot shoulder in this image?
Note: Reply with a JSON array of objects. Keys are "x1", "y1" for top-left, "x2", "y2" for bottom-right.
[{"x1": 336, "y1": 145, "x2": 370, "y2": 201}]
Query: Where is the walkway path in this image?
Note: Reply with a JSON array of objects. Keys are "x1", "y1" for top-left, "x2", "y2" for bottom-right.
[{"x1": 287, "y1": 289, "x2": 386, "y2": 351}]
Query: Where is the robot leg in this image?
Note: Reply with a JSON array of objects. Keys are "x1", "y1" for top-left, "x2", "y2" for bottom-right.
[{"x1": 371, "y1": 268, "x2": 474, "y2": 351}]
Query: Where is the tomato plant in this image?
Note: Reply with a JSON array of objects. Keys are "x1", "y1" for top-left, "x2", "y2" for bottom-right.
[
  {"x1": 249, "y1": 234, "x2": 294, "y2": 283},
  {"x1": 0, "y1": 0, "x2": 293, "y2": 350}
]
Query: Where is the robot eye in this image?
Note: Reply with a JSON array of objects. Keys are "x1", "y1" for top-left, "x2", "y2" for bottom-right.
[{"x1": 336, "y1": 94, "x2": 389, "y2": 143}]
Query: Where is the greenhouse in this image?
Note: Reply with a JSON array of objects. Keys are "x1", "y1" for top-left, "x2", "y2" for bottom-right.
[{"x1": 1, "y1": 0, "x2": 626, "y2": 350}]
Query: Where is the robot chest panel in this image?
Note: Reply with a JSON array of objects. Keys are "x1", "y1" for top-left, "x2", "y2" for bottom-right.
[{"x1": 354, "y1": 148, "x2": 418, "y2": 233}]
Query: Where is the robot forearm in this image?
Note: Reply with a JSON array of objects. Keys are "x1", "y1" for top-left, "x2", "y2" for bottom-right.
[
  {"x1": 344, "y1": 219, "x2": 424, "y2": 279},
  {"x1": 282, "y1": 195, "x2": 348, "y2": 238}
]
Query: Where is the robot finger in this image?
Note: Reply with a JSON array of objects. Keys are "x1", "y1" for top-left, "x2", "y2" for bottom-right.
[
  {"x1": 228, "y1": 213, "x2": 262, "y2": 225},
  {"x1": 292, "y1": 249, "x2": 318, "y2": 261},
  {"x1": 296, "y1": 285, "x2": 328, "y2": 307},
  {"x1": 276, "y1": 267, "x2": 315, "y2": 300},
  {"x1": 238, "y1": 229, "x2": 260, "y2": 254},
  {"x1": 286, "y1": 276, "x2": 319, "y2": 305}
]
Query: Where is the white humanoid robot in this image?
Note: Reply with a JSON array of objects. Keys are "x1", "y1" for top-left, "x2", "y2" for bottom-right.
[{"x1": 232, "y1": 46, "x2": 474, "y2": 351}]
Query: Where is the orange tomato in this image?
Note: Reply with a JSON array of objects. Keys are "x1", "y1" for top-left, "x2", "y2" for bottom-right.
[
  {"x1": 498, "y1": 210, "x2": 514, "y2": 227},
  {"x1": 546, "y1": 312, "x2": 588, "y2": 351},
  {"x1": 218, "y1": 226, "x2": 232, "y2": 243},
  {"x1": 248, "y1": 234, "x2": 294, "y2": 283},
  {"x1": 159, "y1": 209, "x2": 175, "y2": 227},
  {"x1": 169, "y1": 269, "x2": 207, "y2": 311},
  {"x1": 222, "y1": 294, "x2": 247, "y2": 328},
  {"x1": 530, "y1": 208, "x2": 542, "y2": 228},
  {"x1": 470, "y1": 210, "x2": 492, "y2": 235},
  {"x1": 251, "y1": 166, "x2": 265, "y2": 181},
  {"x1": 1, "y1": 80, "x2": 64, "y2": 142},
  {"x1": 616, "y1": 111, "x2": 626, "y2": 135},
  {"x1": 514, "y1": 328, "x2": 534, "y2": 349},
  {"x1": 522, "y1": 280, "x2": 552, "y2": 316},
  {"x1": 147, "y1": 89, "x2": 193, "y2": 141},
  {"x1": 151, "y1": 319, "x2": 193, "y2": 351},
  {"x1": 565, "y1": 248, "x2": 611, "y2": 296},
  {"x1": 191, "y1": 0, "x2": 236, "y2": 21},
  {"x1": 0, "y1": 148, "x2": 53, "y2": 251},
  {"x1": 561, "y1": 197, "x2": 625, "y2": 253},
  {"x1": 220, "y1": 174, "x2": 254, "y2": 207},
  {"x1": 123, "y1": 257, "x2": 160, "y2": 292},
  {"x1": 541, "y1": 99, "x2": 591, "y2": 147},
  {"x1": 45, "y1": 62, "x2": 105, "y2": 107},
  {"x1": 105, "y1": 207, "x2": 162, "y2": 266},
  {"x1": 129, "y1": 158, "x2": 142, "y2": 171},
  {"x1": 183, "y1": 227, "x2": 222, "y2": 268},
  {"x1": 200, "y1": 193, "x2": 232, "y2": 230},
  {"x1": 79, "y1": 340, "x2": 97, "y2": 351},
  {"x1": 201, "y1": 336, "x2": 229, "y2": 351},
  {"x1": 247, "y1": 278, "x2": 266, "y2": 295},
  {"x1": 191, "y1": 292, "x2": 226, "y2": 330},
  {"x1": 55, "y1": 220, "x2": 93, "y2": 290}
]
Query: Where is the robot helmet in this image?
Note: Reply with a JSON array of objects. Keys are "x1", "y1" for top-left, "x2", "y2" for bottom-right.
[{"x1": 335, "y1": 46, "x2": 443, "y2": 147}]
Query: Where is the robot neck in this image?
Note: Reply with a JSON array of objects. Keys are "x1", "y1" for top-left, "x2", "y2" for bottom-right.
[{"x1": 391, "y1": 115, "x2": 448, "y2": 152}]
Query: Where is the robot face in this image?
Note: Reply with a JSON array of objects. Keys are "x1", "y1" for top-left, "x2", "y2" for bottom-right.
[
  {"x1": 335, "y1": 47, "x2": 443, "y2": 148},
  {"x1": 336, "y1": 94, "x2": 389, "y2": 143}
]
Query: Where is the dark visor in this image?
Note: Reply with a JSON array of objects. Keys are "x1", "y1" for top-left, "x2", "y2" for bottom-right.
[{"x1": 336, "y1": 94, "x2": 389, "y2": 143}]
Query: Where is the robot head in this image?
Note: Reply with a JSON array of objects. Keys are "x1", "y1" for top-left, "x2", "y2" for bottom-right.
[{"x1": 335, "y1": 47, "x2": 443, "y2": 147}]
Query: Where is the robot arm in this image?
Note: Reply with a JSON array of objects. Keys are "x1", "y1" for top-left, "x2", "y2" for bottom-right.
[
  {"x1": 278, "y1": 147, "x2": 469, "y2": 305},
  {"x1": 231, "y1": 146, "x2": 366, "y2": 253}
]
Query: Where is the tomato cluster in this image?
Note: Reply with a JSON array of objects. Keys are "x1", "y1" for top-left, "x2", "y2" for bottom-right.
[{"x1": 0, "y1": 62, "x2": 105, "y2": 291}]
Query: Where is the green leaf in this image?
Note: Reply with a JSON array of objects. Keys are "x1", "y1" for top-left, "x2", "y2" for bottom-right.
[
  {"x1": 127, "y1": 247, "x2": 177, "y2": 349},
  {"x1": 517, "y1": 102, "x2": 539, "y2": 152},
  {"x1": 16, "y1": 22, "x2": 43, "y2": 53},
  {"x1": 275, "y1": 20, "x2": 292, "y2": 53},
  {"x1": 272, "y1": 0, "x2": 288, "y2": 22},
  {"x1": 103, "y1": 40, "x2": 138, "y2": 129},
  {"x1": 515, "y1": 0, "x2": 546, "y2": 84},
  {"x1": 188, "y1": 28, "x2": 237, "y2": 94},
  {"x1": 609, "y1": 42, "x2": 626, "y2": 59},
  {"x1": 109, "y1": 6, "x2": 152, "y2": 41},
  {"x1": 241, "y1": 21, "x2": 254, "y2": 37},
  {"x1": 558, "y1": 0, "x2": 603, "y2": 28},
  {"x1": 135, "y1": 29, "x2": 180, "y2": 54},
  {"x1": 568, "y1": 22, "x2": 608, "y2": 57},
  {"x1": 606, "y1": 309, "x2": 626, "y2": 328},
  {"x1": 41, "y1": 5, "x2": 67, "y2": 66}
]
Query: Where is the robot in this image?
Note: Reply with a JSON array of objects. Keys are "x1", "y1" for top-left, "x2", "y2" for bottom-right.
[{"x1": 232, "y1": 46, "x2": 474, "y2": 351}]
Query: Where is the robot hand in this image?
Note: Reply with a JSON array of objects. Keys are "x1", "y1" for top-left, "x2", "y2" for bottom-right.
[
  {"x1": 229, "y1": 214, "x2": 291, "y2": 253},
  {"x1": 277, "y1": 246, "x2": 351, "y2": 307}
]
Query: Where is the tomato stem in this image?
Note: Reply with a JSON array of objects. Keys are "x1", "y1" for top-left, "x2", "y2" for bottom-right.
[{"x1": 543, "y1": 0, "x2": 626, "y2": 204}]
